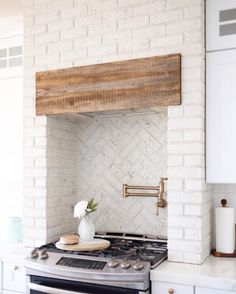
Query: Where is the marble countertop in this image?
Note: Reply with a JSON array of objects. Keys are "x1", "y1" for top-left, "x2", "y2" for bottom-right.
[
  {"x1": 0, "y1": 242, "x2": 30, "y2": 263},
  {"x1": 0, "y1": 243, "x2": 236, "y2": 291},
  {"x1": 151, "y1": 256, "x2": 236, "y2": 291}
]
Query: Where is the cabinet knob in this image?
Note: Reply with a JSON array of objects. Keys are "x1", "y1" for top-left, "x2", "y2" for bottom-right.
[
  {"x1": 13, "y1": 265, "x2": 18, "y2": 271},
  {"x1": 168, "y1": 288, "x2": 174, "y2": 294},
  {"x1": 11, "y1": 265, "x2": 18, "y2": 281}
]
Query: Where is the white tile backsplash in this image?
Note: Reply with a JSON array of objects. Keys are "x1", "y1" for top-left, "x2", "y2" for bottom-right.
[
  {"x1": 76, "y1": 111, "x2": 167, "y2": 237},
  {"x1": 212, "y1": 184, "x2": 236, "y2": 249},
  {"x1": 214, "y1": 184, "x2": 236, "y2": 222}
]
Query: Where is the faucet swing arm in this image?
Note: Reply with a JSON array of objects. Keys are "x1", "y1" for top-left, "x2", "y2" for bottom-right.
[{"x1": 123, "y1": 177, "x2": 168, "y2": 209}]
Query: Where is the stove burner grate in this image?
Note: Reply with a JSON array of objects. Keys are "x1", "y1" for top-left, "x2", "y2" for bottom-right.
[{"x1": 37, "y1": 233, "x2": 167, "y2": 268}]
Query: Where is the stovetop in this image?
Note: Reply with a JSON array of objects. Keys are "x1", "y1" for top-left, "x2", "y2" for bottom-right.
[
  {"x1": 37, "y1": 232, "x2": 167, "y2": 268},
  {"x1": 25, "y1": 232, "x2": 167, "y2": 291}
]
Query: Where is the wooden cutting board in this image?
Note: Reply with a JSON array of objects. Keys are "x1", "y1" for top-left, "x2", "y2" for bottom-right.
[{"x1": 55, "y1": 238, "x2": 110, "y2": 251}]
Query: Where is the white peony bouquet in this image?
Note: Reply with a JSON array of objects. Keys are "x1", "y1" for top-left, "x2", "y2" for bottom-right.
[{"x1": 74, "y1": 198, "x2": 98, "y2": 219}]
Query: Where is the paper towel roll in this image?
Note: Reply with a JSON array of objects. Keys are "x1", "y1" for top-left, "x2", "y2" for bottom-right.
[{"x1": 215, "y1": 206, "x2": 235, "y2": 253}]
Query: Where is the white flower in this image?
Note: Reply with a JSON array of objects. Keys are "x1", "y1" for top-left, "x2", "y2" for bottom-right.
[{"x1": 74, "y1": 200, "x2": 88, "y2": 219}]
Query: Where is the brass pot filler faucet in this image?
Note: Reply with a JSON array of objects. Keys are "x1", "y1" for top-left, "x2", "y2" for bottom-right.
[{"x1": 123, "y1": 177, "x2": 168, "y2": 214}]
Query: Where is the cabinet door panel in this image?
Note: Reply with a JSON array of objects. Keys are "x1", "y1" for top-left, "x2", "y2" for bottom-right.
[
  {"x1": 0, "y1": 262, "x2": 2, "y2": 291},
  {"x1": 3, "y1": 291, "x2": 24, "y2": 294},
  {"x1": 206, "y1": 49, "x2": 236, "y2": 183},
  {"x1": 196, "y1": 287, "x2": 236, "y2": 294},
  {"x1": 152, "y1": 281, "x2": 194, "y2": 294},
  {"x1": 207, "y1": 0, "x2": 236, "y2": 51},
  {"x1": 3, "y1": 262, "x2": 26, "y2": 293}
]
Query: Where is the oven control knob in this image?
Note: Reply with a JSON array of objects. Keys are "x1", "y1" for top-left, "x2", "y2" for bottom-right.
[
  {"x1": 121, "y1": 258, "x2": 131, "y2": 269},
  {"x1": 39, "y1": 250, "x2": 49, "y2": 260},
  {"x1": 30, "y1": 249, "x2": 39, "y2": 259},
  {"x1": 108, "y1": 257, "x2": 119, "y2": 268},
  {"x1": 133, "y1": 259, "x2": 144, "y2": 270}
]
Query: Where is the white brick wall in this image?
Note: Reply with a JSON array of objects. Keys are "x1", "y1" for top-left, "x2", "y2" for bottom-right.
[
  {"x1": 23, "y1": 0, "x2": 212, "y2": 264},
  {"x1": 46, "y1": 117, "x2": 77, "y2": 243},
  {"x1": 165, "y1": 0, "x2": 212, "y2": 264}
]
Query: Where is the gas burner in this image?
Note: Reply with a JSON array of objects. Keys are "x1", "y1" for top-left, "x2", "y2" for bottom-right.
[
  {"x1": 36, "y1": 232, "x2": 167, "y2": 268},
  {"x1": 26, "y1": 232, "x2": 168, "y2": 294}
]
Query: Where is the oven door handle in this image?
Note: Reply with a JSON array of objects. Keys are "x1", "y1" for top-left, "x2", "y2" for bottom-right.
[{"x1": 28, "y1": 282, "x2": 91, "y2": 294}]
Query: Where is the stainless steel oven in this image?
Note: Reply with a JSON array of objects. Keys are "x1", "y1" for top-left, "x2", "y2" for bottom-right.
[
  {"x1": 28, "y1": 275, "x2": 147, "y2": 294},
  {"x1": 25, "y1": 253, "x2": 150, "y2": 294},
  {"x1": 25, "y1": 233, "x2": 167, "y2": 294}
]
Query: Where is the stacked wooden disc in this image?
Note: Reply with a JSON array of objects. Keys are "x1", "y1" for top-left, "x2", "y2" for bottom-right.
[{"x1": 56, "y1": 235, "x2": 110, "y2": 251}]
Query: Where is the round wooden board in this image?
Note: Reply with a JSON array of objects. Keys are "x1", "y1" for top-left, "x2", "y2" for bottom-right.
[{"x1": 55, "y1": 238, "x2": 110, "y2": 251}]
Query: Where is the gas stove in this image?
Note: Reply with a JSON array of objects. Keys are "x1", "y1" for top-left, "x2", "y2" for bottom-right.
[
  {"x1": 37, "y1": 232, "x2": 167, "y2": 269},
  {"x1": 25, "y1": 232, "x2": 167, "y2": 294}
]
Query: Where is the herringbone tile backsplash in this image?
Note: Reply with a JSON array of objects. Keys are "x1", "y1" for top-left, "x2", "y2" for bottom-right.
[{"x1": 76, "y1": 109, "x2": 167, "y2": 237}]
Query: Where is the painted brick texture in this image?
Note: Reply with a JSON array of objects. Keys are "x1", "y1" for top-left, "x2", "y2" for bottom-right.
[{"x1": 23, "y1": 0, "x2": 212, "y2": 263}]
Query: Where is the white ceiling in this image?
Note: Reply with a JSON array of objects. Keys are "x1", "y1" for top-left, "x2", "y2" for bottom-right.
[{"x1": 0, "y1": 0, "x2": 22, "y2": 18}]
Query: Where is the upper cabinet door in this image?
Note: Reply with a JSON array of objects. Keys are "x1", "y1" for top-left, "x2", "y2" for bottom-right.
[
  {"x1": 206, "y1": 49, "x2": 236, "y2": 183},
  {"x1": 207, "y1": 0, "x2": 236, "y2": 51}
]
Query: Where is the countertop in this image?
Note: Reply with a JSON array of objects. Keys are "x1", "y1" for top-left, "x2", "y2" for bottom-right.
[
  {"x1": 0, "y1": 244, "x2": 236, "y2": 291},
  {"x1": 151, "y1": 255, "x2": 236, "y2": 291},
  {"x1": 0, "y1": 242, "x2": 30, "y2": 263}
]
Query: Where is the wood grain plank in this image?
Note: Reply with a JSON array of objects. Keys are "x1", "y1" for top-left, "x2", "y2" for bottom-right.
[{"x1": 36, "y1": 54, "x2": 181, "y2": 115}]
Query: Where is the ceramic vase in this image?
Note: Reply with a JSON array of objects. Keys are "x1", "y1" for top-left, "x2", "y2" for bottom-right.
[{"x1": 78, "y1": 214, "x2": 95, "y2": 241}]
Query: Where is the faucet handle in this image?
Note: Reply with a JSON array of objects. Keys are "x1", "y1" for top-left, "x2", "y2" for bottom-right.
[
  {"x1": 157, "y1": 198, "x2": 167, "y2": 208},
  {"x1": 157, "y1": 177, "x2": 168, "y2": 209}
]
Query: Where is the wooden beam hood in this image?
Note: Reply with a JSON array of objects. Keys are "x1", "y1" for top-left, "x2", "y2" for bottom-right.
[{"x1": 36, "y1": 53, "x2": 181, "y2": 115}]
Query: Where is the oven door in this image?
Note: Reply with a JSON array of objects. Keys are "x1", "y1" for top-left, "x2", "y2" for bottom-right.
[{"x1": 28, "y1": 276, "x2": 147, "y2": 294}]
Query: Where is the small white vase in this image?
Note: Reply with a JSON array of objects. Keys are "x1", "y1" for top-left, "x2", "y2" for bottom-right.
[{"x1": 78, "y1": 214, "x2": 95, "y2": 241}]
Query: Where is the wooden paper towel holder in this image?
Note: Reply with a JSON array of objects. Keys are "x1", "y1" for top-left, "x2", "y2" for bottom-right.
[
  {"x1": 211, "y1": 249, "x2": 236, "y2": 257},
  {"x1": 212, "y1": 199, "x2": 236, "y2": 257}
]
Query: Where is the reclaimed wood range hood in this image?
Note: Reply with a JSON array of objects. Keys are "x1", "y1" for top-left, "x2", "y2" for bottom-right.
[{"x1": 35, "y1": 53, "x2": 181, "y2": 116}]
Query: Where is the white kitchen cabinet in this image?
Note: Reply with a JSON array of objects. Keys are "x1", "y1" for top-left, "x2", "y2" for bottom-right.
[
  {"x1": 207, "y1": 0, "x2": 236, "y2": 51},
  {"x1": 2, "y1": 262, "x2": 26, "y2": 293},
  {"x1": 206, "y1": 49, "x2": 236, "y2": 183},
  {"x1": 3, "y1": 291, "x2": 24, "y2": 294},
  {"x1": 152, "y1": 281, "x2": 194, "y2": 294},
  {"x1": 0, "y1": 262, "x2": 2, "y2": 293},
  {"x1": 196, "y1": 287, "x2": 236, "y2": 294}
]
